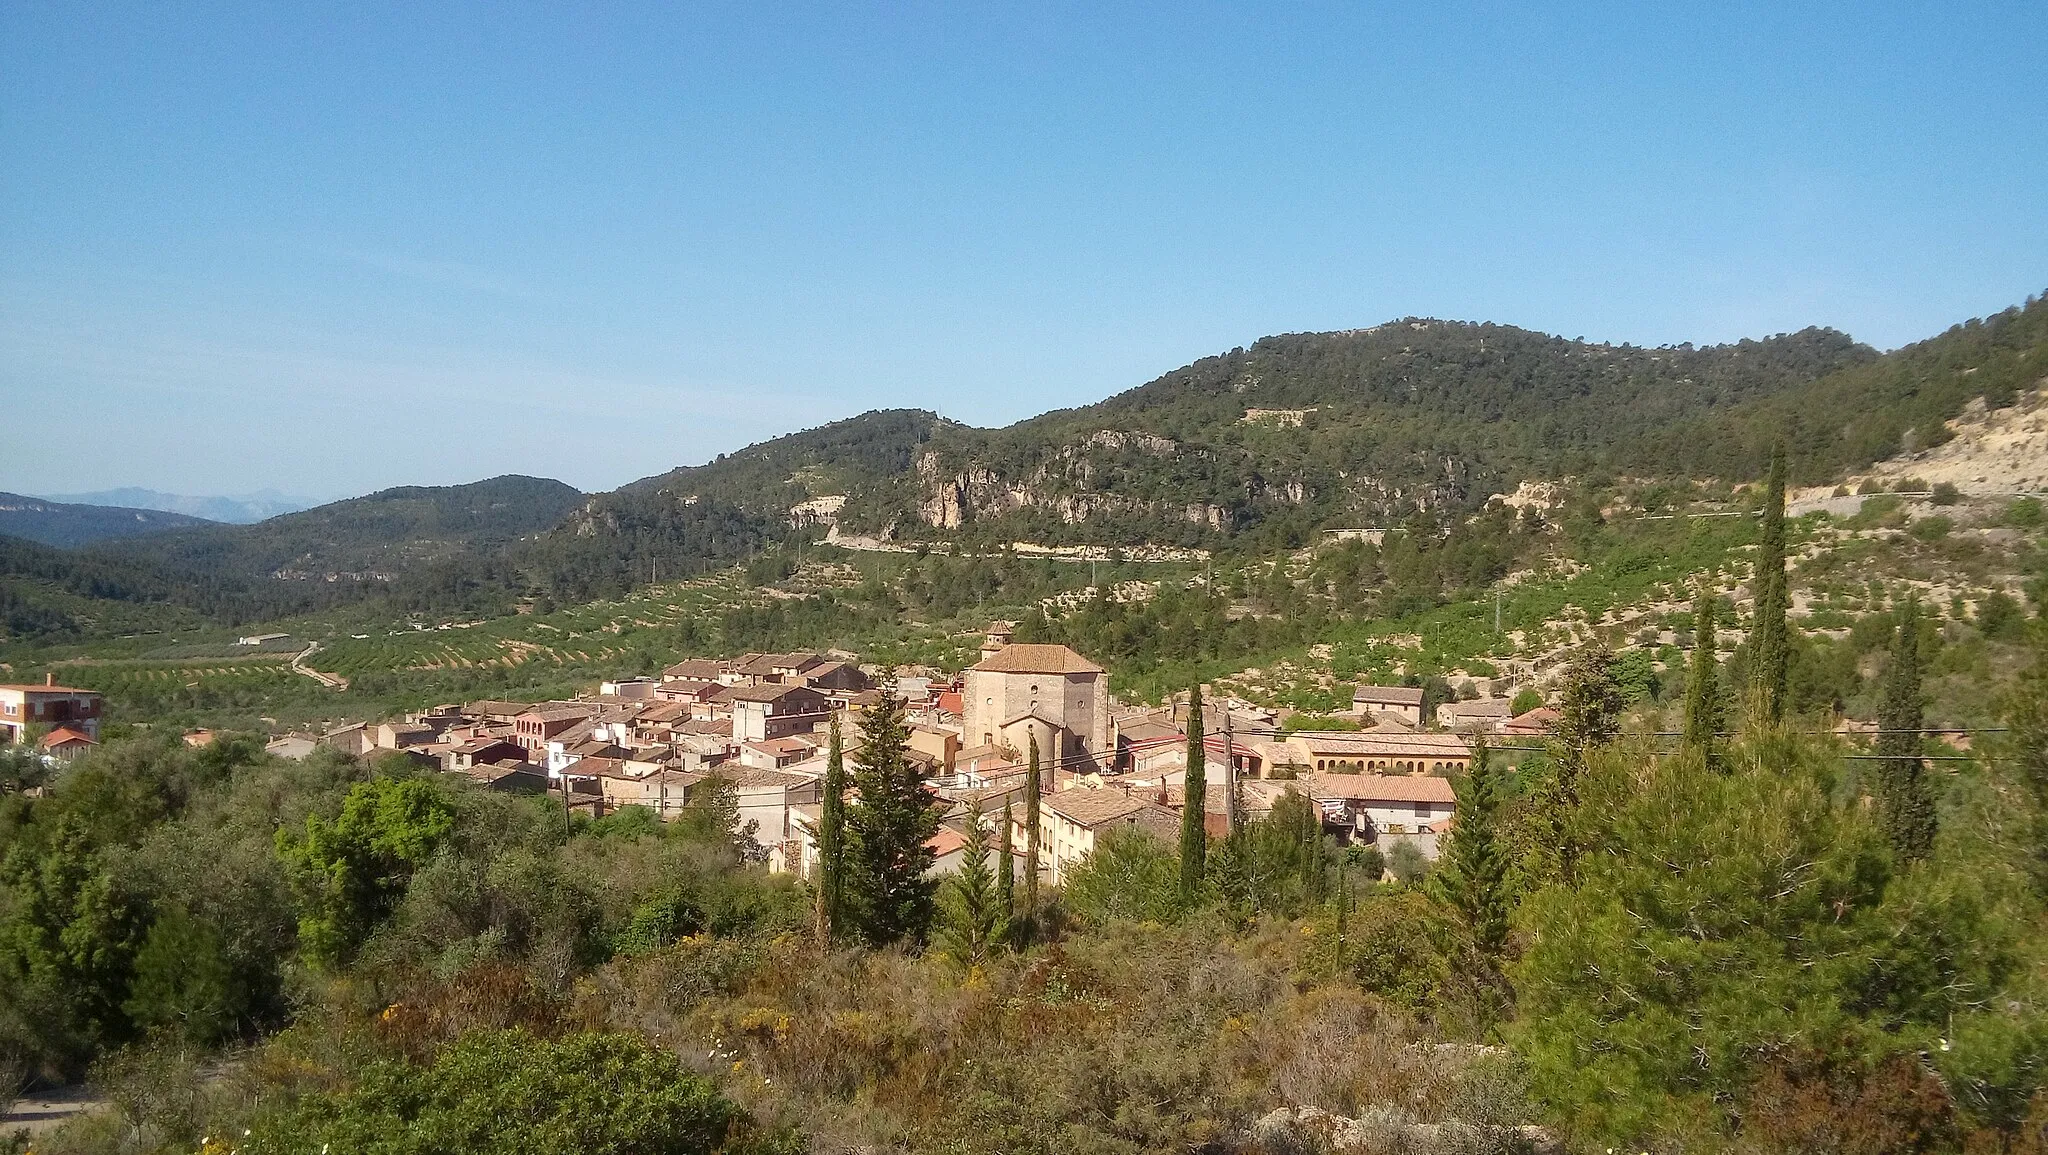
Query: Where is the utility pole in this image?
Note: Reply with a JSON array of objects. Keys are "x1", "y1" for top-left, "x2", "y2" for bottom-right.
[
  {"x1": 1495, "y1": 587, "x2": 1502, "y2": 634},
  {"x1": 1222, "y1": 705, "x2": 1240, "y2": 833}
]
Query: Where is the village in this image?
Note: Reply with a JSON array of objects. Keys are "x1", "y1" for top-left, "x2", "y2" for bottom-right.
[{"x1": 197, "y1": 623, "x2": 1563, "y2": 888}]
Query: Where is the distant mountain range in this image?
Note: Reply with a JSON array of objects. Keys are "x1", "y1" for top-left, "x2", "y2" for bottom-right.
[
  {"x1": 0, "y1": 492, "x2": 218, "y2": 548},
  {"x1": 2, "y1": 292, "x2": 2043, "y2": 642},
  {"x1": 35, "y1": 488, "x2": 318, "y2": 524}
]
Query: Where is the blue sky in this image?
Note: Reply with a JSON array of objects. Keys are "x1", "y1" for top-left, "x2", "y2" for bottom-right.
[{"x1": 3, "y1": 3, "x2": 2043, "y2": 499}]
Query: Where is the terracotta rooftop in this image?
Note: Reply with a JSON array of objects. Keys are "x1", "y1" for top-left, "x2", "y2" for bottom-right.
[
  {"x1": 1289, "y1": 731, "x2": 1471, "y2": 758},
  {"x1": 1043, "y1": 786, "x2": 1173, "y2": 829},
  {"x1": 969, "y1": 643, "x2": 1103, "y2": 676},
  {"x1": 1304, "y1": 772, "x2": 1457, "y2": 805},
  {"x1": 1353, "y1": 685, "x2": 1425, "y2": 705}
]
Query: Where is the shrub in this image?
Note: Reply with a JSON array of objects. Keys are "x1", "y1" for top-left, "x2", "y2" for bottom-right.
[
  {"x1": 239, "y1": 1028, "x2": 793, "y2": 1155},
  {"x1": 1908, "y1": 516, "x2": 1954, "y2": 541},
  {"x1": 1061, "y1": 828, "x2": 1183, "y2": 926}
]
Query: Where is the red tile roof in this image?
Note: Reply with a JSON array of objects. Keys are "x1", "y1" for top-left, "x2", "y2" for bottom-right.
[
  {"x1": 1304, "y1": 772, "x2": 1457, "y2": 804},
  {"x1": 968, "y1": 644, "x2": 1103, "y2": 675}
]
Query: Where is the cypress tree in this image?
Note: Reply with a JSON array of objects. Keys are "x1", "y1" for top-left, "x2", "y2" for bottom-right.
[
  {"x1": 2003, "y1": 630, "x2": 2048, "y2": 893},
  {"x1": 936, "y1": 800, "x2": 1009, "y2": 968},
  {"x1": 843, "y1": 675, "x2": 941, "y2": 945},
  {"x1": 1436, "y1": 739, "x2": 1510, "y2": 960},
  {"x1": 1875, "y1": 597, "x2": 1937, "y2": 861},
  {"x1": 1023, "y1": 733, "x2": 1042, "y2": 925},
  {"x1": 1750, "y1": 445, "x2": 1790, "y2": 725},
  {"x1": 1180, "y1": 683, "x2": 1208, "y2": 902},
  {"x1": 1683, "y1": 579, "x2": 1722, "y2": 765},
  {"x1": 996, "y1": 798, "x2": 1016, "y2": 927},
  {"x1": 817, "y1": 713, "x2": 848, "y2": 944}
]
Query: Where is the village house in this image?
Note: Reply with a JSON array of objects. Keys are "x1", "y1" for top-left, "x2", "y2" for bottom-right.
[
  {"x1": 728, "y1": 767, "x2": 822, "y2": 849},
  {"x1": 1303, "y1": 772, "x2": 1458, "y2": 859},
  {"x1": 446, "y1": 737, "x2": 526, "y2": 771},
  {"x1": 599, "y1": 768, "x2": 705, "y2": 818},
  {"x1": 728, "y1": 683, "x2": 830, "y2": 742},
  {"x1": 1282, "y1": 730, "x2": 1471, "y2": 775},
  {"x1": 1436, "y1": 697, "x2": 1514, "y2": 733},
  {"x1": 737, "y1": 735, "x2": 821, "y2": 770},
  {"x1": 39, "y1": 727, "x2": 98, "y2": 761},
  {"x1": 960, "y1": 631, "x2": 1111, "y2": 772},
  {"x1": 661, "y1": 658, "x2": 728, "y2": 683},
  {"x1": 1502, "y1": 706, "x2": 1561, "y2": 737},
  {"x1": 456, "y1": 763, "x2": 549, "y2": 794},
  {"x1": 462, "y1": 700, "x2": 536, "y2": 726},
  {"x1": 514, "y1": 704, "x2": 599, "y2": 754},
  {"x1": 798, "y1": 659, "x2": 871, "y2": 693},
  {"x1": 1352, "y1": 685, "x2": 1426, "y2": 726},
  {"x1": 0, "y1": 677, "x2": 104, "y2": 745},
  {"x1": 1027, "y1": 786, "x2": 1180, "y2": 887},
  {"x1": 599, "y1": 677, "x2": 661, "y2": 700}
]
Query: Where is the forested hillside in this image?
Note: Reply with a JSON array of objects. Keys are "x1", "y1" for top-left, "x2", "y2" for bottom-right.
[
  {"x1": 86, "y1": 475, "x2": 586, "y2": 623},
  {"x1": 7, "y1": 296, "x2": 2042, "y2": 636},
  {"x1": 0, "y1": 493, "x2": 215, "y2": 548},
  {"x1": 644, "y1": 297, "x2": 2046, "y2": 552}
]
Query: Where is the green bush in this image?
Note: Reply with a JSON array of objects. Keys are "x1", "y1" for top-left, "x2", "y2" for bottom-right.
[{"x1": 240, "y1": 1029, "x2": 795, "y2": 1155}]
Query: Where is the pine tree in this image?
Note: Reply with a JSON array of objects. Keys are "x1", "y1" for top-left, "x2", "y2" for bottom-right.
[
  {"x1": 1536, "y1": 647, "x2": 1623, "y2": 882},
  {"x1": 996, "y1": 798, "x2": 1016, "y2": 928},
  {"x1": 1750, "y1": 445, "x2": 1791, "y2": 726},
  {"x1": 1875, "y1": 597, "x2": 1937, "y2": 861},
  {"x1": 1180, "y1": 683, "x2": 1208, "y2": 902},
  {"x1": 816, "y1": 712, "x2": 847, "y2": 944},
  {"x1": 1436, "y1": 739, "x2": 1511, "y2": 960},
  {"x1": 843, "y1": 675, "x2": 941, "y2": 946},
  {"x1": 1683, "y1": 579, "x2": 1722, "y2": 766},
  {"x1": 936, "y1": 801, "x2": 1009, "y2": 968},
  {"x1": 1023, "y1": 733, "x2": 1042, "y2": 928}
]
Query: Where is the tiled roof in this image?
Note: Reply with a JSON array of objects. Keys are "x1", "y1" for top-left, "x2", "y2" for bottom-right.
[
  {"x1": 723, "y1": 767, "x2": 817, "y2": 790},
  {"x1": 725, "y1": 682, "x2": 823, "y2": 703},
  {"x1": 1290, "y1": 731, "x2": 1471, "y2": 758},
  {"x1": 968, "y1": 644, "x2": 1103, "y2": 675},
  {"x1": 1441, "y1": 698, "x2": 1514, "y2": 717},
  {"x1": 40, "y1": 727, "x2": 96, "y2": 747},
  {"x1": 1044, "y1": 786, "x2": 1170, "y2": 829},
  {"x1": 522, "y1": 705, "x2": 599, "y2": 723},
  {"x1": 1305, "y1": 772, "x2": 1457, "y2": 804},
  {"x1": 1353, "y1": 685, "x2": 1425, "y2": 705},
  {"x1": 0, "y1": 683, "x2": 96, "y2": 695}
]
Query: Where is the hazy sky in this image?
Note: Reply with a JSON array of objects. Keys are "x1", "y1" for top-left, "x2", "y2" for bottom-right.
[{"x1": 4, "y1": 3, "x2": 2043, "y2": 499}]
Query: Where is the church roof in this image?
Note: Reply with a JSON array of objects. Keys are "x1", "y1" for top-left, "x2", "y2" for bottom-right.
[{"x1": 969, "y1": 644, "x2": 1103, "y2": 675}]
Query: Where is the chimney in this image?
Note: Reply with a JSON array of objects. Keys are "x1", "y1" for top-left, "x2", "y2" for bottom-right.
[{"x1": 46, "y1": 673, "x2": 55, "y2": 687}]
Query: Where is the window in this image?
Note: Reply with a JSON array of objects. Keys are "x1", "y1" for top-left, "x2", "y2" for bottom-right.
[{"x1": 1413, "y1": 803, "x2": 1430, "y2": 819}]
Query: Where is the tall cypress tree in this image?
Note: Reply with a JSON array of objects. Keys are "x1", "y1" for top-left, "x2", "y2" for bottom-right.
[
  {"x1": 1180, "y1": 683, "x2": 1208, "y2": 902},
  {"x1": 2003, "y1": 630, "x2": 2048, "y2": 893},
  {"x1": 1875, "y1": 597, "x2": 1937, "y2": 861},
  {"x1": 843, "y1": 675, "x2": 940, "y2": 945},
  {"x1": 1436, "y1": 738, "x2": 1510, "y2": 961},
  {"x1": 996, "y1": 798, "x2": 1016, "y2": 928},
  {"x1": 1750, "y1": 445, "x2": 1791, "y2": 726},
  {"x1": 1023, "y1": 734, "x2": 1042, "y2": 925},
  {"x1": 817, "y1": 712, "x2": 847, "y2": 944},
  {"x1": 1683, "y1": 579, "x2": 1722, "y2": 766}
]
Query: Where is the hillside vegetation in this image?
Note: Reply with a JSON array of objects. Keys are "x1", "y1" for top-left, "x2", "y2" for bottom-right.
[
  {"x1": 5, "y1": 296, "x2": 2043, "y2": 640},
  {"x1": 0, "y1": 494, "x2": 214, "y2": 549}
]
